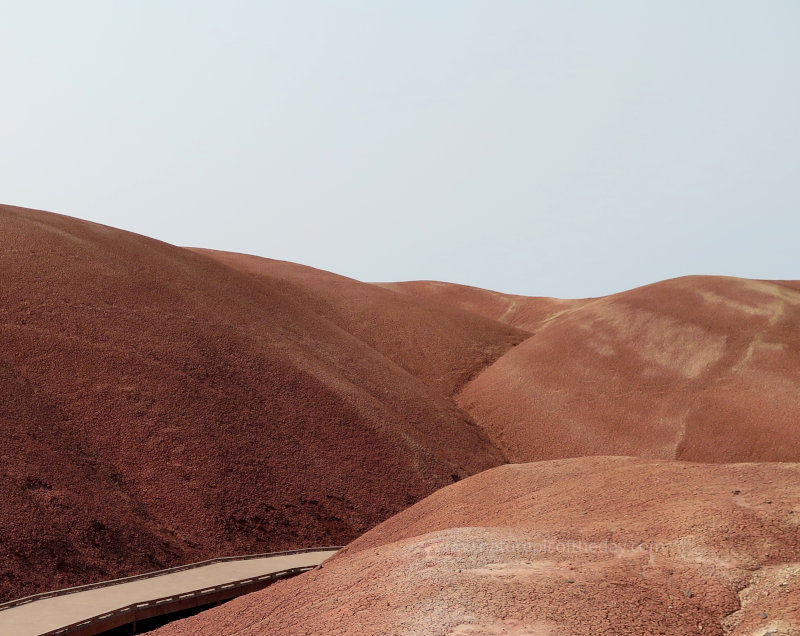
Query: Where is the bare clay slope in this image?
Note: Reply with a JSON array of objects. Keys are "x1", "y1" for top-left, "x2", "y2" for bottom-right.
[
  {"x1": 450, "y1": 275, "x2": 800, "y2": 463},
  {"x1": 0, "y1": 204, "x2": 522, "y2": 601},
  {"x1": 193, "y1": 250, "x2": 530, "y2": 396},
  {"x1": 155, "y1": 457, "x2": 800, "y2": 636}
]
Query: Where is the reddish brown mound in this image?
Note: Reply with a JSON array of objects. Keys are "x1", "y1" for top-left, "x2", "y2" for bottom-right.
[
  {"x1": 193, "y1": 251, "x2": 530, "y2": 396},
  {"x1": 378, "y1": 280, "x2": 586, "y2": 332},
  {"x1": 0, "y1": 204, "x2": 523, "y2": 601},
  {"x1": 456, "y1": 276, "x2": 800, "y2": 463},
  {"x1": 155, "y1": 457, "x2": 800, "y2": 636}
]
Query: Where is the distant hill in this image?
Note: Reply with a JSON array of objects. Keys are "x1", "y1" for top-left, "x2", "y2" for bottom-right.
[
  {"x1": 454, "y1": 275, "x2": 800, "y2": 462},
  {"x1": 388, "y1": 275, "x2": 800, "y2": 463}
]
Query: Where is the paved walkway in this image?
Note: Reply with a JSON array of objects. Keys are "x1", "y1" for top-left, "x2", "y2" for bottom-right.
[{"x1": 0, "y1": 550, "x2": 337, "y2": 636}]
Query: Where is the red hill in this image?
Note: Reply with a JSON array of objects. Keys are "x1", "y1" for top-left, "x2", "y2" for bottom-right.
[
  {"x1": 437, "y1": 276, "x2": 800, "y2": 463},
  {"x1": 0, "y1": 204, "x2": 523, "y2": 600}
]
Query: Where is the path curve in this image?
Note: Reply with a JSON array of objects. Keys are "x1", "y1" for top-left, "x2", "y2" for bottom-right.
[{"x1": 0, "y1": 547, "x2": 341, "y2": 636}]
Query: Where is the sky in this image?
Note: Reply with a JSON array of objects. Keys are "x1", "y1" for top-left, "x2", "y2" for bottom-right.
[{"x1": 1, "y1": 1, "x2": 798, "y2": 298}]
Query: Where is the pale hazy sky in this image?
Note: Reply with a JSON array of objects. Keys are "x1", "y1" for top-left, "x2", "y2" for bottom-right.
[{"x1": 1, "y1": 1, "x2": 798, "y2": 297}]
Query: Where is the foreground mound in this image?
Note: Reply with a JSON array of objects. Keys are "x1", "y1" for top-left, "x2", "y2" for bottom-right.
[
  {"x1": 0, "y1": 205, "x2": 522, "y2": 600},
  {"x1": 455, "y1": 276, "x2": 800, "y2": 463},
  {"x1": 156, "y1": 457, "x2": 800, "y2": 635}
]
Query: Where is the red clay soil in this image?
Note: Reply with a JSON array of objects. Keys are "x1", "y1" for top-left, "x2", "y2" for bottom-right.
[
  {"x1": 453, "y1": 275, "x2": 800, "y2": 463},
  {"x1": 155, "y1": 457, "x2": 800, "y2": 636},
  {"x1": 0, "y1": 204, "x2": 524, "y2": 601}
]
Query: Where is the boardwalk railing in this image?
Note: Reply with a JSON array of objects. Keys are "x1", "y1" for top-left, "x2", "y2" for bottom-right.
[{"x1": 0, "y1": 547, "x2": 343, "y2": 636}]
